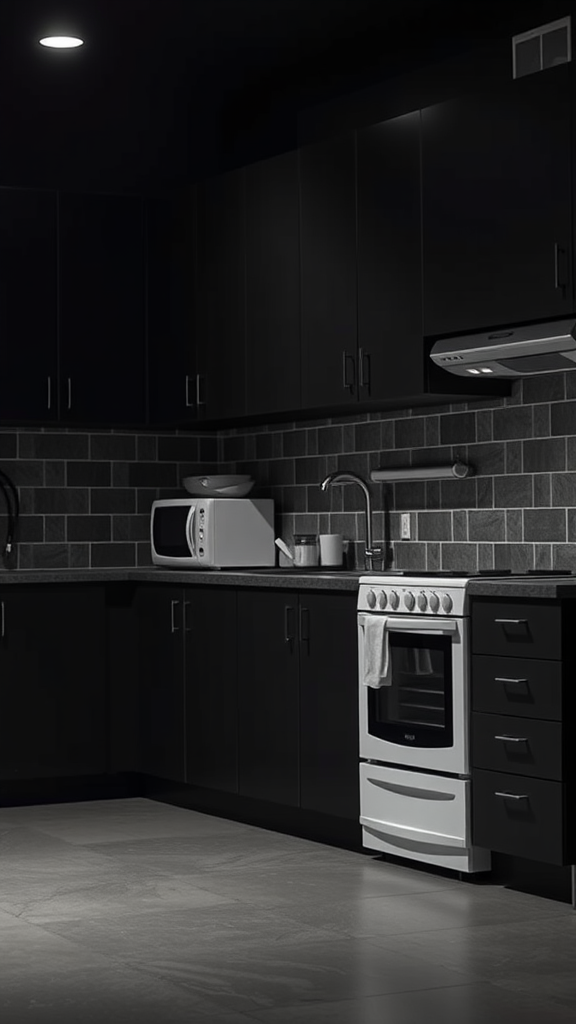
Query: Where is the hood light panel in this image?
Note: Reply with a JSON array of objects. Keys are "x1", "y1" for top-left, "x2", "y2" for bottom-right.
[{"x1": 39, "y1": 36, "x2": 84, "y2": 48}]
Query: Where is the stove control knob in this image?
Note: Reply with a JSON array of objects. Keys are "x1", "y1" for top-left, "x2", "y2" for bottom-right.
[
  {"x1": 441, "y1": 593, "x2": 453, "y2": 613},
  {"x1": 389, "y1": 590, "x2": 400, "y2": 610},
  {"x1": 417, "y1": 591, "x2": 428, "y2": 611},
  {"x1": 404, "y1": 591, "x2": 416, "y2": 611},
  {"x1": 429, "y1": 592, "x2": 440, "y2": 613},
  {"x1": 378, "y1": 590, "x2": 387, "y2": 610},
  {"x1": 366, "y1": 589, "x2": 377, "y2": 609}
]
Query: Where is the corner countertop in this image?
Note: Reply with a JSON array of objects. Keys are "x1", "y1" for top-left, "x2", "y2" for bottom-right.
[{"x1": 0, "y1": 567, "x2": 363, "y2": 592}]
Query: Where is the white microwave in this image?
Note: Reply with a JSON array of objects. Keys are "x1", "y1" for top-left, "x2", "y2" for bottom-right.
[{"x1": 150, "y1": 497, "x2": 275, "y2": 569}]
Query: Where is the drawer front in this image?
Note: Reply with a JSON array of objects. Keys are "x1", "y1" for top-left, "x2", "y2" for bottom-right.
[
  {"x1": 472, "y1": 712, "x2": 563, "y2": 780},
  {"x1": 472, "y1": 655, "x2": 562, "y2": 720},
  {"x1": 472, "y1": 769, "x2": 565, "y2": 864},
  {"x1": 472, "y1": 601, "x2": 561, "y2": 660}
]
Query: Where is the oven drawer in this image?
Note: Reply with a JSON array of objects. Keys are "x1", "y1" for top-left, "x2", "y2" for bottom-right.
[
  {"x1": 472, "y1": 655, "x2": 562, "y2": 720},
  {"x1": 472, "y1": 712, "x2": 562, "y2": 780},
  {"x1": 472, "y1": 768, "x2": 565, "y2": 864},
  {"x1": 472, "y1": 601, "x2": 562, "y2": 660}
]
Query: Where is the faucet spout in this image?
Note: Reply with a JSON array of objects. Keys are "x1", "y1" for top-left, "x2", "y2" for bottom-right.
[{"x1": 320, "y1": 471, "x2": 382, "y2": 571}]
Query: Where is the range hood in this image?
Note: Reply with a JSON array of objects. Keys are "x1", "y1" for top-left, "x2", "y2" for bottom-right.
[{"x1": 430, "y1": 319, "x2": 576, "y2": 378}]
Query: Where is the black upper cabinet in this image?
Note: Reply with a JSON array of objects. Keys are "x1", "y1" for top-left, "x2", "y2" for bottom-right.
[
  {"x1": 300, "y1": 133, "x2": 357, "y2": 409},
  {"x1": 59, "y1": 192, "x2": 146, "y2": 424},
  {"x1": 422, "y1": 65, "x2": 573, "y2": 337},
  {"x1": 196, "y1": 169, "x2": 246, "y2": 421},
  {"x1": 0, "y1": 189, "x2": 57, "y2": 423},
  {"x1": 245, "y1": 150, "x2": 300, "y2": 415},
  {"x1": 147, "y1": 187, "x2": 197, "y2": 425},
  {"x1": 357, "y1": 111, "x2": 423, "y2": 400}
]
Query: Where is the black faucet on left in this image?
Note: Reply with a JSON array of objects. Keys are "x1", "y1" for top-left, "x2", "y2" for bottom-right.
[{"x1": 0, "y1": 469, "x2": 19, "y2": 561}]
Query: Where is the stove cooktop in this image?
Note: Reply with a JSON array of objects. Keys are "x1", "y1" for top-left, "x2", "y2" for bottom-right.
[{"x1": 370, "y1": 570, "x2": 574, "y2": 578}]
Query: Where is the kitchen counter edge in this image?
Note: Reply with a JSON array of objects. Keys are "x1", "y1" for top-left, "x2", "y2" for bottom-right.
[{"x1": 0, "y1": 568, "x2": 361, "y2": 591}]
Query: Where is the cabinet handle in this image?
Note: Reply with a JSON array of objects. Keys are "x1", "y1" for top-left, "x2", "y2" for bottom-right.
[
  {"x1": 494, "y1": 618, "x2": 527, "y2": 625},
  {"x1": 494, "y1": 735, "x2": 528, "y2": 743},
  {"x1": 358, "y1": 348, "x2": 371, "y2": 390},
  {"x1": 196, "y1": 374, "x2": 205, "y2": 406},
  {"x1": 342, "y1": 351, "x2": 355, "y2": 394},
  {"x1": 494, "y1": 791, "x2": 529, "y2": 801},
  {"x1": 284, "y1": 604, "x2": 295, "y2": 644},
  {"x1": 67, "y1": 377, "x2": 72, "y2": 411},
  {"x1": 183, "y1": 600, "x2": 191, "y2": 632},
  {"x1": 495, "y1": 677, "x2": 528, "y2": 685},
  {"x1": 170, "y1": 599, "x2": 180, "y2": 633},
  {"x1": 299, "y1": 606, "x2": 310, "y2": 644},
  {"x1": 1, "y1": 600, "x2": 4, "y2": 639},
  {"x1": 47, "y1": 376, "x2": 52, "y2": 410},
  {"x1": 185, "y1": 376, "x2": 194, "y2": 408},
  {"x1": 554, "y1": 242, "x2": 567, "y2": 291}
]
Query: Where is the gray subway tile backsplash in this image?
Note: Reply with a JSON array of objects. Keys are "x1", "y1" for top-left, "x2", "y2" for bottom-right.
[{"x1": 4, "y1": 368, "x2": 576, "y2": 573}]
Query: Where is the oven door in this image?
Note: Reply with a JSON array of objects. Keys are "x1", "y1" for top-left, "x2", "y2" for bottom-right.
[{"x1": 358, "y1": 613, "x2": 469, "y2": 775}]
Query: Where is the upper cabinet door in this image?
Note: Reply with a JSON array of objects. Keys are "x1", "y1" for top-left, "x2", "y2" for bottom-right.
[
  {"x1": 147, "y1": 187, "x2": 197, "y2": 426},
  {"x1": 0, "y1": 189, "x2": 57, "y2": 423},
  {"x1": 422, "y1": 65, "x2": 573, "y2": 337},
  {"x1": 357, "y1": 111, "x2": 423, "y2": 401},
  {"x1": 245, "y1": 150, "x2": 300, "y2": 416},
  {"x1": 300, "y1": 133, "x2": 357, "y2": 409},
  {"x1": 59, "y1": 192, "x2": 146, "y2": 424},
  {"x1": 195, "y1": 169, "x2": 246, "y2": 421}
]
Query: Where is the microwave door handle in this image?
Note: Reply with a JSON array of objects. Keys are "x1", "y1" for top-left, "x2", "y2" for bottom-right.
[{"x1": 186, "y1": 505, "x2": 196, "y2": 558}]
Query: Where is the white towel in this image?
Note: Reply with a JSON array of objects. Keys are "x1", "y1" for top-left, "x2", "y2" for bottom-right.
[{"x1": 363, "y1": 616, "x2": 391, "y2": 688}]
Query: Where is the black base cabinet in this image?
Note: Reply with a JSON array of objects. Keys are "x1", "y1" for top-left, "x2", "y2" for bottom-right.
[
  {"x1": 0, "y1": 586, "x2": 106, "y2": 780},
  {"x1": 471, "y1": 597, "x2": 575, "y2": 869},
  {"x1": 237, "y1": 588, "x2": 359, "y2": 820}
]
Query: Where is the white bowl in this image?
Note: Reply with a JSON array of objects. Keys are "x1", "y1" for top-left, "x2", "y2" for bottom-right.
[
  {"x1": 182, "y1": 474, "x2": 252, "y2": 495},
  {"x1": 211, "y1": 481, "x2": 255, "y2": 497}
]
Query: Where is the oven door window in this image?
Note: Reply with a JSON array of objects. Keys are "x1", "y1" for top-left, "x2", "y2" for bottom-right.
[
  {"x1": 152, "y1": 505, "x2": 191, "y2": 558},
  {"x1": 367, "y1": 631, "x2": 453, "y2": 748}
]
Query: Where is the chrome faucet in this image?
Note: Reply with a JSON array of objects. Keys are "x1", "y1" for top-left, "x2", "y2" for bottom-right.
[{"x1": 320, "y1": 471, "x2": 383, "y2": 571}]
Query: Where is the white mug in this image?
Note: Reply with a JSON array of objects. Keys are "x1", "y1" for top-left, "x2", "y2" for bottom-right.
[{"x1": 319, "y1": 533, "x2": 344, "y2": 567}]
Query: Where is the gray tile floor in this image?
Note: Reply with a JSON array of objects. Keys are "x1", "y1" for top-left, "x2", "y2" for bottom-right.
[{"x1": 0, "y1": 798, "x2": 575, "y2": 1023}]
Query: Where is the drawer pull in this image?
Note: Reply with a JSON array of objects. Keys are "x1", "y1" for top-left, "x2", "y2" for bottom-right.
[
  {"x1": 495, "y1": 677, "x2": 528, "y2": 685},
  {"x1": 494, "y1": 734, "x2": 528, "y2": 743},
  {"x1": 494, "y1": 791, "x2": 529, "y2": 801},
  {"x1": 494, "y1": 618, "x2": 527, "y2": 625}
]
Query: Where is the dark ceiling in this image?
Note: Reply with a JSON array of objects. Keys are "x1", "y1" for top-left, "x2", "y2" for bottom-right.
[{"x1": 0, "y1": 0, "x2": 568, "y2": 189}]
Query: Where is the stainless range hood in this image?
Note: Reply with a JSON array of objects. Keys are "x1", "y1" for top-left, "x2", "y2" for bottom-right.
[{"x1": 430, "y1": 319, "x2": 576, "y2": 378}]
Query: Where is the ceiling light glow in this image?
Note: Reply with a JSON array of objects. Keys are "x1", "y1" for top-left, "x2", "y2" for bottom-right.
[{"x1": 39, "y1": 36, "x2": 84, "y2": 48}]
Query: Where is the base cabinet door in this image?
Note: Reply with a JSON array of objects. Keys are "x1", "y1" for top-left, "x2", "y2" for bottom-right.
[
  {"x1": 299, "y1": 592, "x2": 359, "y2": 820},
  {"x1": 185, "y1": 588, "x2": 238, "y2": 793},
  {"x1": 137, "y1": 587, "x2": 186, "y2": 782},
  {"x1": 0, "y1": 586, "x2": 106, "y2": 779},
  {"x1": 237, "y1": 590, "x2": 299, "y2": 806}
]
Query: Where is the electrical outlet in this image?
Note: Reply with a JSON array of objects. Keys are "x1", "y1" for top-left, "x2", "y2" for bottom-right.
[{"x1": 401, "y1": 513, "x2": 411, "y2": 540}]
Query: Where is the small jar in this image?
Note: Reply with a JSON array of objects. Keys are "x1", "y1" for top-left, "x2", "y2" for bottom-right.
[{"x1": 293, "y1": 534, "x2": 319, "y2": 568}]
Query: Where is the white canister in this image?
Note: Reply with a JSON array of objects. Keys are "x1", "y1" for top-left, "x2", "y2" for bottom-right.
[
  {"x1": 319, "y1": 533, "x2": 344, "y2": 567},
  {"x1": 293, "y1": 534, "x2": 319, "y2": 567}
]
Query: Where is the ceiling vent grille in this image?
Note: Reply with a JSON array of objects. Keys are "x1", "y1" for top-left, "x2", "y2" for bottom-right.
[{"x1": 513, "y1": 16, "x2": 571, "y2": 78}]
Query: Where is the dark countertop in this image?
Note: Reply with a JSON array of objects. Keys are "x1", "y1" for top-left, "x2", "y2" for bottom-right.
[
  {"x1": 0, "y1": 567, "x2": 363, "y2": 591},
  {"x1": 467, "y1": 577, "x2": 576, "y2": 599}
]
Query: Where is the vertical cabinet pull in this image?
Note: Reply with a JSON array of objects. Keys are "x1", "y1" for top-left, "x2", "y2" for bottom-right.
[
  {"x1": 342, "y1": 351, "x2": 355, "y2": 394},
  {"x1": 554, "y1": 242, "x2": 567, "y2": 293},
  {"x1": 170, "y1": 599, "x2": 180, "y2": 633},
  {"x1": 67, "y1": 377, "x2": 72, "y2": 411},
  {"x1": 185, "y1": 376, "x2": 194, "y2": 408},
  {"x1": 196, "y1": 374, "x2": 205, "y2": 407},
  {"x1": 47, "y1": 376, "x2": 52, "y2": 410},
  {"x1": 183, "y1": 600, "x2": 191, "y2": 633},
  {"x1": 299, "y1": 606, "x2": 310, "y2": 645},
  {"x1": 358, "y1": 348, "x2": 371, "y2": 391},
  {"x1": 0, "y1": 600, "x2": 4, "y2": 639},
  {"x1": 284, "y1": 605, "x2": 295, "y2": 644}
]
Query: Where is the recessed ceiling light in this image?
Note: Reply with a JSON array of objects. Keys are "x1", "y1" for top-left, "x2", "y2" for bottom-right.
[{"x1": 39, "y1": 36, "x2": 84, "y2": 48}]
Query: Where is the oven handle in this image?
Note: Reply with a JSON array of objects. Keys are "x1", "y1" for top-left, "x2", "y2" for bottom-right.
[{"x1": 358, "y1": 614, "x2": 458, "y2": 635}]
